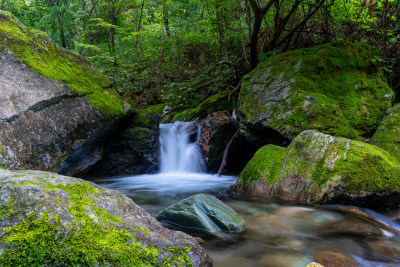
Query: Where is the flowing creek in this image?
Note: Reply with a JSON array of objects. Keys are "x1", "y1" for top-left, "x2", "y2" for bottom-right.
[{"x1": 93, "y1": 122, "x2": 400, "y2": 266}]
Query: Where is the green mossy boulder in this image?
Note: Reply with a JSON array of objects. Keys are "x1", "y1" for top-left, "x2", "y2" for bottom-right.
[
  {"x1": 235, "y1": 130, "x2": 400, "y2": 209},
  {"x1": 172, "y1": 91, "x2": 233, "y2": 122},
  {"x1": 0, "y1": 11, "x2": 127, "y2": 174},
  {"x1": 371, "y1": 104, "x2": 400, "y2": 162},
  {"x1": 238, "y1": 41, "x2": 394, "y2": 147},
  {"x1": 0, "y1": 11, "x2": 124, "y2": 116},
  {"x1": 0, "y1": 170, "x2": 212, "y2": 266},
  {"x1": 157, "y1": 194, "x2": 246, "y2": 237}
]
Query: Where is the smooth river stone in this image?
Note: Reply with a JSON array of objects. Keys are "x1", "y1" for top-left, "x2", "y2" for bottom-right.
[{"x1": 156, "y1": 193, "x2": 246, "y2": 236}]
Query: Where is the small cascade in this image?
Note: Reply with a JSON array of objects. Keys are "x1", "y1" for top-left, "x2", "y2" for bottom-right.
[{"x1": 159, "y1": 121, "x2": 205, "y2": 173}]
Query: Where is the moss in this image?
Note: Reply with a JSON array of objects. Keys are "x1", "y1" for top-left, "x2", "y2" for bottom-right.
[
  {"x1": 0, "y1": 178, "x2": 192, "y2": 266},
  {"x1": 238, "y1": 145, "x2": 286, "y2": 184},
  {"x1": 132, "y1": 105, "x2": 164, "y2": 130},
  {"x1": 285, "y1": 131, "x2": 400, "y2": 194},
  {"x1": 335, "y1": 141, "x2": 400, "y2": 194},
  {"x1": 371, "y1": 104, "x2": 400, "y2": 162},
  {"x1": 145, "y1": 104, "x2": 166, "y2": 115},
  {"x1": 173, "y1": 90, "x2": 233, "y2": 121},
  {"x1": 240, "y1": 41, "x2": 393, "y2": 141},
  {"x1": 0, "y1": 11, "x2": 125, "y2": 116}
]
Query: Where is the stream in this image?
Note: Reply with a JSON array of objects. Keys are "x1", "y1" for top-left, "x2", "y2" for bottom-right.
[{"x1": 93, "y1": 122, "x2": 400, "y2": 267}]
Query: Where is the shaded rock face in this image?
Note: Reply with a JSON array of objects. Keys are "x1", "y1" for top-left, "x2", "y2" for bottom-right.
[
  {"x1": 0, "y1": 170, "x2": 212, "y2": 266},
  {"x1": 371, "y1": 104, "x2": 400, "y2": 162},
  {"x1": 0, "y1": 12, "x2": 126, "y2": 174},
  {"x1": 235, "y1": 130, "x2": 400, "y2": 210},
  {"x1": 87, "y1": 112, "x2": 161, "y2": 176},
  {"x1": 157, "y1": 193, "x2": 246, "y2": 237},
  {"x1": 199, "y1": 111, "x2": 258, "y2": 174},
  {"x1": 199, "y1": 111, "x2": 236, "y2": 172},
  {"x1": 238, "y1": 41, "x2": 394, "y2": 147}
]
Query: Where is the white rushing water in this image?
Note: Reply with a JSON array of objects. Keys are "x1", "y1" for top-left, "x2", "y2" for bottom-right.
[
  {"x1": 98, "y1": 121, "x2": 237, "y2": 202},
  {"x1": 159, "y1": 122, "x2": 205, "y2": 173}
]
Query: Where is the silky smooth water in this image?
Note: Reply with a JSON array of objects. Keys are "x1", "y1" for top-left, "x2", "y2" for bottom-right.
[
  {"x1": 97, "y1": 121, "x2": 237, "y2": 213},
  {"x1": 95, "y1": 122, "x2": 400, "y2": 266}
]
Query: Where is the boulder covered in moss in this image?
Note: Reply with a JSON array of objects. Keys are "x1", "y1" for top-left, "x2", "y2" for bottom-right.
[
  {"x1": 371, "y1": 104, "x2": 400, "y2": 162},
  {"x1": 87, "y1": 105, "x2": 163, "y2": 176},
  {"x1": 0, "y1": 11, "x2": 127, "y2": 174},
  {"x1": 157, "y1": 193, "x2": 246, "y2": 237},
  {"x1": 235, "y1": 130, "x2": 400, "y2": 209},
  {"x1": 172, "y1": 90, "x2": 233, "y2": 122},
  {"x1": 0, "y1": 170, "x2": 212, "y2": 266},
  {"x1": 238, "y1": 41, "x2": 394, "y2": 147}
]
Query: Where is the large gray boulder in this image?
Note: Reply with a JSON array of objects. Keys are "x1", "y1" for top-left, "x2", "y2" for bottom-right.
[
  {"x1": 0, "y1": 170, "x2": 212, "y2": 266},
  {"x1": 371, "y1": 104, "x2": 400, "y2": 162},
  {"x1": 157, "y1": 193, "x2": 246, "y2": 237},
  {"x1": 0, "y1": 11, "x2": 126, "y2": 175},
  {"x1": 235, "y1": 130, "x2": 400, "y2": 209},
  {"x1": 238, "y1": 41, "x2": 394, "y2": 147}
]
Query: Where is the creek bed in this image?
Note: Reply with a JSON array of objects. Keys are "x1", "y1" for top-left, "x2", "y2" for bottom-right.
[{"x1": 92, "y1": 173, "x2": 400, "y2": 267}]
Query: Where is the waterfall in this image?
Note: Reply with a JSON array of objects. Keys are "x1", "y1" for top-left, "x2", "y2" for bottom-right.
[
  {"x1": 159, "y1": 121, "x2": 205, "y2": 173},
  {"x1": 97, "y1": 121, "x2": 237, "y2": 201}
]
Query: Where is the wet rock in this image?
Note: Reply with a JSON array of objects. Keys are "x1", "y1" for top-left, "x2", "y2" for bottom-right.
[
  {"x1": 371, "y1": 104, "x2": 400, "y2": 162},
  {"x1": 367, "y1": 240, "x2": 400, "y2": 261},
  {"x1": 0, "y1": 12, "x2": 126, "y2": 174},
  {"x1": 324, "y1": 206, "x2": 397, "y2": 234},
  {"x1": 199, "y1": 111, "x2": 237, "y2": 172},
  {"x1": 238, "y1": 41, "x2": 393, "y2": 147},
  {"x1": 314, "y1": 251, "x2": 357, "y2": 267},
  {"x1": 157, "y1": 193, "x2": 246, "y2": 237},
  {"x1": 235, "y1": 130, "x2": 400, "y2": 209},
  {"x1": 199, "y1": 111, "x2": 257, "y2": 173},
  {"x1": 258, "y1": 254, "x2": 313, "y2": 267},
  {"x1": 318, "y1": 220, "x2": 382, "y2": 238},
  {"x1": 87, "y1": 107, "x2": 161, "y2": 176},
  {"x1": 0, "y1": 169, "x2": 212, "y2": 266}
]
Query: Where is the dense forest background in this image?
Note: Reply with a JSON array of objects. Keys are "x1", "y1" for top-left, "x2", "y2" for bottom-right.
[{"x1": 2, "y1": 0, "x2": 399, "y2": 110}]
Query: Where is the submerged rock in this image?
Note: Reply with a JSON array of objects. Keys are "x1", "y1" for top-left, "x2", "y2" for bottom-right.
[
  {"x1": 371, "y1": 104, "x2": 400, "y2": 162},
  {"x1": 318, "y1": 220, "x2": 383, "y2": 238},
  {"x1": 238, "y1": 41, "x2": 394, "y2": 147},
  {"x1": 367, "y1": 240, "x2": 400, "y2": 261},
  {"x1": 235, "y1": 130, "x2": 400, "y2": 209},
  {"x1": 0, "y1": 170, "x2": 212, "y2": 266},
  {"x1": 314, "y1": 251, "x2": 357, "y2": 267},
  {"x1": 156, "y1": 193, "x2": 246, "y2": 237},
  {"x1": 0, "y1": 11, "x2": 126, "y2": 174}
]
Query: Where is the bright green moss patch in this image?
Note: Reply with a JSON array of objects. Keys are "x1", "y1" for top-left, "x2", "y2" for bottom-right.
[
  {"x1": 0, "y1": 11, "x2": 124, "y2": 116},
  {"x1": 371, "y1": 104, "x2": 400, "y2": 162},
  {"x1": 238, "y1": 145, "x2": 286, "y2": 184},
  {"x1": 173, "y1": 90, "x2": 233, "y2": 121}
]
